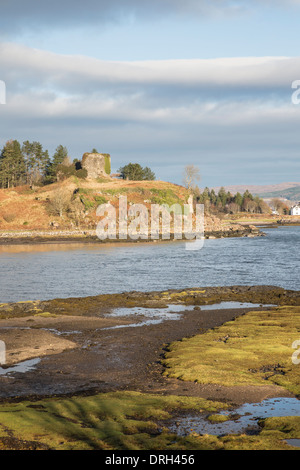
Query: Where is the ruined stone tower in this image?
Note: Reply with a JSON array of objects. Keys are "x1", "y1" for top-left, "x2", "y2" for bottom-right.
[{"x1": 81, "y1": 153, "x2": 111, "y2": 179}]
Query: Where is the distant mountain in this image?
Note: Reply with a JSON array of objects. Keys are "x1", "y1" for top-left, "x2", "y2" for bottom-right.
[
  {"x1": 211, "y1": 183, "x2": 300, "y2": 202},
  {"x1": 256, "y1": 186, "x2": 300, "y2": 202}
]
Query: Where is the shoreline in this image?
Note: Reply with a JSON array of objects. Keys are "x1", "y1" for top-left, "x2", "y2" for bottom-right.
[{"x1": 0, "y1": 225, "x2": 264, "y2": 246}]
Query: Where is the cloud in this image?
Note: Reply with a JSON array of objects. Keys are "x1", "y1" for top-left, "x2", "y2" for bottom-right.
[
  {"x1": 1, "y1": 42, "x2": 300, "y2": 185},
  {"x1": 1, "y1": 42, "x2": 299, "y2": 92},
  {"x1": 0, "y1": 0, "x2": 299, "y2": 35}
]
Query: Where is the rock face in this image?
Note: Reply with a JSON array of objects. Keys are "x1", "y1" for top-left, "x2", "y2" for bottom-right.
[{"x1": 81, "y1": 153, "x2": 111, "y2": 179}]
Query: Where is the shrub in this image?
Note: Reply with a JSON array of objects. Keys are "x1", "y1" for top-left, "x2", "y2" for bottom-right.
[
  {"x1": 56, "y1": 164, "x2": 87, "y2": 181},
  {"x1": 47, "y1": 189, "x2": 72, "y2": 217}
]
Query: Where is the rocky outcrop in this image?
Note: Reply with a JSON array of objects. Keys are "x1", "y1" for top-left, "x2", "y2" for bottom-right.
[{"x1": 204, "y1": 214, "x2": 262, "y2": 238}]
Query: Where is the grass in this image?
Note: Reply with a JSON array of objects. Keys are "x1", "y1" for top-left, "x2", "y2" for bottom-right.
[
  {"x1": 0, "y1": 392, "x2": 228, "y2": 450},
  {"x1": 0, "y1": 390, "x2": 299, "y2": 450},
  {"x1": 163, "y1": 306, "x2": 300, "y2": 395},
  {"x1": 149, "y1": 188, "x2": 185, "y2": 208},
  {"x1": 102, "y1": 187, "x2": 146, "y2": 196}
]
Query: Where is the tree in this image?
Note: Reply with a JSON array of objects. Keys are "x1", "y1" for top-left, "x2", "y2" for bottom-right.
[
  {"x1": 142, "y1": 166, "x2": 156, "y2": 181},
  {"x1": 257, "y1": 199, "x2": 271, "y2": 214},
  {"x1": 210, "y1": 189, "x2": 217, "y2": 205},
  {"x1": 119, "y1": 163, "x2": 155, "y2": 181},
  {"x1": 217, "y1": 187, "x2": 228, "y2": 207},
  {"x1": 22, "y1": 140, "x2": 50, "y2": 185},
  {"x1": 228, "y1": 202, "x2": 240, "y2": 214},
  {"x1": 234, "y1": 192, "x2": 243, "y2": 210},
  {"x1": 47, "y1": 188, "x2": 72, "y2": 218},
  {"x1": 0, "y1": 140, "x2": 26, "y2": 188},
  {"x1": 242, "y1": 190, "x2": 254, "y2": 202},
  {"x1": 45, "y1": 145, "x2": 69, "y2": 183},
  {"x1": 271, "y1": 198, "x2": 289, "y2": 215},
  {"x1": 182, "y1": 165, "x2": 201, "y2": 191}
]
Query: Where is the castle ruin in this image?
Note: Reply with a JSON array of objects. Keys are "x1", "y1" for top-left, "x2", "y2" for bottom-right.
[{"x1": 81, "y1": 153, "x2": 111, "y2": 179}]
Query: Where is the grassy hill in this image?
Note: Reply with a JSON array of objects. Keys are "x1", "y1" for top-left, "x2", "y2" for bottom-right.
[
  {"x1": 0, "y1": 177, "x2": 261, "y2": 240},
  {"x1": 0, "y1": 177, "x2": 190, "y2": 231}
]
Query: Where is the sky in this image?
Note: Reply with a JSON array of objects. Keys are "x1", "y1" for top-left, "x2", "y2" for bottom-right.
[{"x1": 0, "y1": 0, "x2": 300, "y2": 188}]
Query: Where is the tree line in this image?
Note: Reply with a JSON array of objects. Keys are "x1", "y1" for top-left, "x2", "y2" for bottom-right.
[
  {"x1": 194, "y1": 186, "x2": 271, "y2": 214},
  {"x1": 0, "y1": 140, "x2": 157, "y2": 189},
  {"x1": 182, "y1": 164, "x2": 273, "y2": 215},
  {"x1": 0, "y1": 139, "x2": 83, "y2": 188}
]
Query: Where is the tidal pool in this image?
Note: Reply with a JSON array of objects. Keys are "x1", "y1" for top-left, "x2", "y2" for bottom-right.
[
  {"x1": 199, "y1": 302, "x2": 275, "y2": 310},
  {"x1": 103, "y1": 302, "x2": 275, "y2": 329},
  {"x1": 102, "y1": 305, "x2": 189, "y2": 329},
  {"x1": 0, "y1": 358, "x2": 41, "y2": 376},
  {"x1": 169, "y1": 397, "x2": 300, "y2": 437},
  {"x1": 285, "y1": 439, "x2": 300, "y2": 448}
]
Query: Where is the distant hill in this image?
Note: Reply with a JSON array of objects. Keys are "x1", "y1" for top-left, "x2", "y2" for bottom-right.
[
  {"x1": 212, "y1": 183, "x2": 300, "y2": 202},
  {"x1": 255, "y1": 186, "x2": 300, "y2": 202}
]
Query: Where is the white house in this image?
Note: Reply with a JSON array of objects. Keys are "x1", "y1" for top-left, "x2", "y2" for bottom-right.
[{"x1": 291, "y1": 203, "x2": 300, "y2": 216}]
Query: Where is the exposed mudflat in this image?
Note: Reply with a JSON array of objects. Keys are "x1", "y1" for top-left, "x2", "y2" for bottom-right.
[{"x1": 0, "y1": 284, "x2": 299, "y2": 406}]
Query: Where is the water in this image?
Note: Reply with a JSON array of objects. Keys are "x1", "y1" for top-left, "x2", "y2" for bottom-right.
[
  {"x1": 102, "y1": 304, "x2": 189, "y2": 329},
  {"x1": 285, "y1": 439, "x2": 300, "y2": 448},
  {"x1": 0, "y1": 226, "x2": 299, "y2": 303},
  {"x1": 170, "y1": 397, "x2": 300, "y2": 437},
  {"x1": 102, "y1": 302, "x2": 275, "y2": 329},
  {"x1": 0, "y1": 358, "x2": 41, "y2": 376},
  {"x1": 198, "y1": 302, "x2": 275, "y2": 310}
]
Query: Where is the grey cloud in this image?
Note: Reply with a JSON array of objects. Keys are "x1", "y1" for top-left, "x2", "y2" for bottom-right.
[
  {"x1": 1, "y1": 43, "x2": 300, "y2": 186},
  {"x1": 0, "y1": 0, "x2": 298, "y2": 35},
  {"x1": 1, "y1": 43, "x2": 298, "y2": 96},
  {"x1": 0, "y1": 0, "x2": 227, "y2": 34},
  {"x1": 1, "y1": 44, "x2": 298, "y2": 129}
]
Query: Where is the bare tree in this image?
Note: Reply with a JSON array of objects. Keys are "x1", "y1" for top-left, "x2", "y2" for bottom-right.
[
  {"x1": 183, "y1": 165, "x2": 201, "y2": 191},
  {"x1": 271, "y1": 198, "x2": 289, "y2": 215},
  {"x1": 227, "y1": 202, "x2": 240, "y2": 214},
  {"x1": 47, "y1": 188, "x2": 72, "y2": 218}
]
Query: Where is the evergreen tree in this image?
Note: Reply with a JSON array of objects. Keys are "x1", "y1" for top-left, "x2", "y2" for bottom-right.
[
  {"x1": 218, "y1": 187, "x2": 227, "y2": 207},
  {"x1": 234, "y1": 192, "x2": 243, "y2": 209},
  {"x1": 201, "y1": 187, "x2": 210, "y2": 203},
  {"x1": 119, "y1": 163, "x2": 155, "y2": 181},
  {"x1": 242, "y1": 190, "x2": 253, "y2": 202},
  {"x1": 210, "y1": 189, "x2": 217, "y2": 205},
  {"x1": 22, "y1": 140, "x2": 50, "y2": 185},
  {"x1": 45, "y1": 145, "x2": 68, "y2": 183},
  {"x1": 0, "y1": 140, "x2": 26, "y2": 188},
  {"x1": 142, "y1": 166, "x2": 156, "y2": 181}
]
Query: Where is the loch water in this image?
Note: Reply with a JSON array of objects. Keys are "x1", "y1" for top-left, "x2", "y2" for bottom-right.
[{"x1": 0, "y1": 226, "x2": 299, "y2": 303}]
